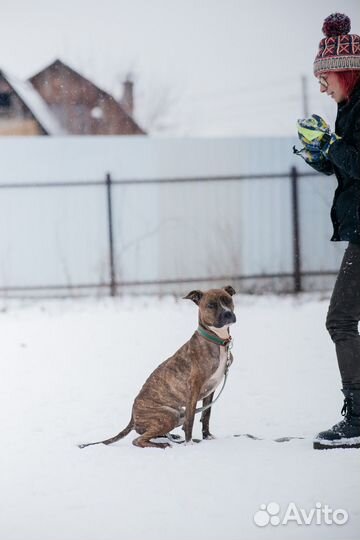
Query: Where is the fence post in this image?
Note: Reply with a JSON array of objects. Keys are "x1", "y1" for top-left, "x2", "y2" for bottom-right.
[
  {"x1": 290, "y1": 166, "x2": 302, "y2": 293},
  {"x1": 106, "y1": 172, "x2": 117, "y2": 297}
]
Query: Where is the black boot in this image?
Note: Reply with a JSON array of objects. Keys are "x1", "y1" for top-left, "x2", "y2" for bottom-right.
[{"x1": 313, "y1": 388, "x2": 360, "y2": 450}]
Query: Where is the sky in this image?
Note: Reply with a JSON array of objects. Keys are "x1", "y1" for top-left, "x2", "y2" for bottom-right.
[{"x1": 1, "y1": 0, "x2": 360, "y2": 136}]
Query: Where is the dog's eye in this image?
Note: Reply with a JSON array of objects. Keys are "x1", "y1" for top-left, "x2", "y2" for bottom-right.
[{"x1": 207, "y1": 302, "x2": 217, "y2": 309}]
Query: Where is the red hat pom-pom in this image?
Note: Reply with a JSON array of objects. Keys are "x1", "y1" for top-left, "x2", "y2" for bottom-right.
[{"x1": 322, "y1": 13, "x2": 351, "y2": 37}]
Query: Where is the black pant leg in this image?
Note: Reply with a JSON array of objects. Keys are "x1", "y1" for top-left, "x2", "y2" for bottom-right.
[{"x1": 326, "y1": 243, "x2": 360, "y2": 389}]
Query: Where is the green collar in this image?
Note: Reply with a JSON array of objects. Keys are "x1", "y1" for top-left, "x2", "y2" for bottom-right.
[{"x1": 197, "y1": 325, "x2": 232, "y2": 347}]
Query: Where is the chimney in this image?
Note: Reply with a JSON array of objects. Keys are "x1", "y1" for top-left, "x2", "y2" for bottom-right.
[{"x1": 120, "y1": 77, "x2": 134, "y2": 117}]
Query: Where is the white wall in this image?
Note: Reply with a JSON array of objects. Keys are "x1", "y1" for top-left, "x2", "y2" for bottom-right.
[{"x1": 0, "y1": 136, "x2": 344, "y2": 296}]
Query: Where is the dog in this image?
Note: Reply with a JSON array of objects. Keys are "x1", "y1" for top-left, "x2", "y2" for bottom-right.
[{"x1": 79, "y1": 286, "x2": 236, "y2": 449}]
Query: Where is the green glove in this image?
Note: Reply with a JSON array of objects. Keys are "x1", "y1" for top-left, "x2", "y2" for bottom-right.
[
  {"x1": 293, "y1": 145, "x2": 325, "y2": 164},
  {"x1": 296, "y1": 114, "x2": 341, "y2": 156},
  {"x1": 297, "y1": 114, "x2": 330, "y2": 144}
]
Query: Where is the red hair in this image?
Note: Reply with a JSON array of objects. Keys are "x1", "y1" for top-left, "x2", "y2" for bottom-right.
[{"x1": 336, "y1": 70, "x2": 360, "y2": 99}]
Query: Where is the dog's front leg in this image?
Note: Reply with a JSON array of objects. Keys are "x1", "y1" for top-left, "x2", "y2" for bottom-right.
[
  {"x1": 183, "y1": 383, "x2": 201, "y2": 443},
  {"x1": 201, "y1": 392, "x2": 215, "y2": 439}
]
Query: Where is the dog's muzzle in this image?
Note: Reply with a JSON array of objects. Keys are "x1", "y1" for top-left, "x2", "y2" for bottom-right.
[{"x1": 217, "y1": 311, "x2": 236, "y2": 327}]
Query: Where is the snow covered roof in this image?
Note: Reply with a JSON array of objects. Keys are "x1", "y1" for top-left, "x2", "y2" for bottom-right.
[{"x1": 2, "y1": 70, "x2": 65, "y2": 135}]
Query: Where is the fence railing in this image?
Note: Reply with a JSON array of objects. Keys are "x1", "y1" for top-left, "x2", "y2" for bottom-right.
[{"x1": 0, "y1": 167, "x2": 340, "y2": 297}]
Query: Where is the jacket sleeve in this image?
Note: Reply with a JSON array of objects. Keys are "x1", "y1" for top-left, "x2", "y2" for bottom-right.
[
  {"x1": 327, "y1": 116, "x2": 360, "y2": 180},
  {"x1": 305, "y1": 158, "x2": 334, "y2": 176}
]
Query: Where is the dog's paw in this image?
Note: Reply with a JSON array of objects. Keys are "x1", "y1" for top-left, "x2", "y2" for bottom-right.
[
  {"x1": 166, "y1": 433, "x2": 183, "y2": 442},
  {"x1": 184, "y1": 438, "x2": 201, "y2": 445},
  {"x1": 203, "y1": 433, "x2": 215, "y2": 440},
  {"x1": 158, "y1": 442, "x2": 172, "y2": 449}
]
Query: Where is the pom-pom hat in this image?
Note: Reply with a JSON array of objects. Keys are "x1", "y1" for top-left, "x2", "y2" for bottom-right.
[{"x1": 314, "y1": 13, "x2": 360, "y2": 76}]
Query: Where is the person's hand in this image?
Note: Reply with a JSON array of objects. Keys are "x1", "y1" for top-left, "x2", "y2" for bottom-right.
[
  {"x1": 296, "y1": 114, "x2": 341, "y2": 156},
  {"x1": 297, "y1": 114, "x2": 330, "y2": 144},
  {"x1": 293, "y1": 145, "x2": 325, "y2": 163}
]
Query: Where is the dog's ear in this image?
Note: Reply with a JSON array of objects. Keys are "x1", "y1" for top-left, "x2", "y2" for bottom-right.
[
  {"x1": 183, "y1": 290, "x2": 203, "y2": 305},
  {"x1": 223, "y1": 285, "x2": 236, "y2": 296}
]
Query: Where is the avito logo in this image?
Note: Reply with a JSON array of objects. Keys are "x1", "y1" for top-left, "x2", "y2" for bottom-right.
[{"x1": 254, "y1": 502, "x2": 348, "y2": 527}]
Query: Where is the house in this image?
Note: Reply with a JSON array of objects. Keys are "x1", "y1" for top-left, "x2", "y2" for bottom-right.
[
  {"x1": 0, "y1": 59, "x2": 145, "y2": 136},
  {"x1": 29, "y1": 59, "x2": 145, "y2": 135},
  {"x1": 0, "y1": 69, "x2": 64, "y2": 135}
]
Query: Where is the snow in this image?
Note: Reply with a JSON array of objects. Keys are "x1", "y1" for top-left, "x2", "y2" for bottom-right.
[{"x1": 1, "y1": 293, "x2": 359, "y2": 539}]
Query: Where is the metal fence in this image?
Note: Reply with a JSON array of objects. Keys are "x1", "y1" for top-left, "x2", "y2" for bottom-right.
[{"x1": 0, "y1": 165, "x2": 344, "y2": 298}]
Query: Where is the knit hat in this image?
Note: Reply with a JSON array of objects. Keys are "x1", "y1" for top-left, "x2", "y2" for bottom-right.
[{"x1": 313, "y1": 13, "x2": 360, "y2": 76}]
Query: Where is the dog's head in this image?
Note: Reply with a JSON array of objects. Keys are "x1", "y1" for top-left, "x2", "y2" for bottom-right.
[{"x1": 184, "y1": 286, "x2": 236, "y2": 328}]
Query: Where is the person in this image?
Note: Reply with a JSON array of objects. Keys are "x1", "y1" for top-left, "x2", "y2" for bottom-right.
[{"x1": 294, "y1": 12, "x2": 360, "y2": 450}]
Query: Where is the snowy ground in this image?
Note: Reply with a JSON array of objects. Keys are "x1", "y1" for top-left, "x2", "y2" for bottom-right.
[{"x1": 1, "y1": 293, "x2": 359, "y2": 540}]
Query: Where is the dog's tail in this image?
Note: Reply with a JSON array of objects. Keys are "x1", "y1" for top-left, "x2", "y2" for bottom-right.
[{"x1": 78, "y1": 416, "x2": 134, "y2": 449}]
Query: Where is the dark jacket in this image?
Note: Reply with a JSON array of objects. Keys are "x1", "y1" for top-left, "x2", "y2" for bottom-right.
[{"x1": 308, "y1": 84, "x2": 360, "y2": 243}]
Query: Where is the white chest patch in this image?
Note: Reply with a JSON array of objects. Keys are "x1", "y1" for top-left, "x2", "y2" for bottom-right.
[{"x1": 201, "y1": 347, "x2": 228, "y2": 398}]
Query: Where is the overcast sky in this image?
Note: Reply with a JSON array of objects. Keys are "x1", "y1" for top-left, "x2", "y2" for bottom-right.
[{"x1": 1, "y1": 0, "x2": 359, "y2": 136}]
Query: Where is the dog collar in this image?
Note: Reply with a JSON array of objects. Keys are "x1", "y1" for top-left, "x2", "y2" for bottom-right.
[{"x1": 197, "y1": 325, "x2": 232, "y2": 347}]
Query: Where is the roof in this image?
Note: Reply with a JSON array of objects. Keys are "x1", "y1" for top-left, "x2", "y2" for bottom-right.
[
  {"x1": 2, "y1": 70, "x2": 65, "y2": 135},
  {"x1": 29, "y1": 59, "x2": 145, "y2": 134}
]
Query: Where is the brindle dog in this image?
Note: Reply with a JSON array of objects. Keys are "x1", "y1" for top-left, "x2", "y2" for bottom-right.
[{"x1": 79, "y1": 286, "x2": 236, "y2": 449}]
